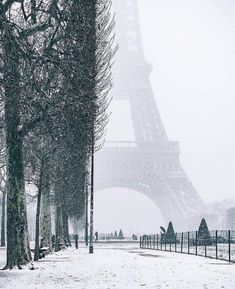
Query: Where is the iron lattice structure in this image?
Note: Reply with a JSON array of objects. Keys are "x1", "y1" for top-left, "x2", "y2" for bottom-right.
[{"x1": 95, "y1": 0, "x2": 204, "y2": 229}]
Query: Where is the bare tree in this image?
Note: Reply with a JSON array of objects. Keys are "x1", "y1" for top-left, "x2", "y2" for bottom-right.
[
  {"x1": 0, "y1": 133, "x2": 6, "y2": 247},
  {"x1": 24, "y1": 128, "x2": 53, "y2": 260},
  {"x1": 0, "y1": 0, "x2": 63, "y2": 269},
  {"x1": 0, "y1": 0, "x2": 116, "y2": 268}
]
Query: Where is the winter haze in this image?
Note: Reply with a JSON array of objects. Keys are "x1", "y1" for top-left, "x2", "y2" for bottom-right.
[{"x1": 94, "y1": 0, "x2": 235, "y2": 234}]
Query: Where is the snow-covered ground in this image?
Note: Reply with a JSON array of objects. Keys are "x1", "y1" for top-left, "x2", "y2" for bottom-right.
[{"x1": 0, "y1": 242, "x2": 235, "y2": 289}]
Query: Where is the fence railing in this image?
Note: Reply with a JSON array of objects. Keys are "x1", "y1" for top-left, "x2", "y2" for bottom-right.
[{"x1": 140, "y1": 230, "x2": 235, "y2": 263}]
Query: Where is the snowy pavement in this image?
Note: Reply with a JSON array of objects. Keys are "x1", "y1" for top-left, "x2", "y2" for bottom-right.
[{"x1": 0, "y1": 242, "x2": 235, "y2": 289}]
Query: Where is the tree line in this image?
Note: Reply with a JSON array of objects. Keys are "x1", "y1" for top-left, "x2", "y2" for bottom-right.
[{"x1": 0, "y1": 0, "x2": 116, "y2": 269}]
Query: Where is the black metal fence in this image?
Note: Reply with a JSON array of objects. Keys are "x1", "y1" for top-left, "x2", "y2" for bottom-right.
[{"x1": 140, "y1": 230, "x2": 235, "y2": 263}]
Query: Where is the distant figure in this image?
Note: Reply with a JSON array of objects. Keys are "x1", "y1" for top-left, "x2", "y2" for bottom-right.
[
  {"x1": 40, "y1": 237, "x2": 44, "y2": 248},
  {"x1": 95, "y1": 231, "x2": 98, "y2": 242},
  {"x1": 132, "y1": 234, "x2": 137, "y2": 241}
]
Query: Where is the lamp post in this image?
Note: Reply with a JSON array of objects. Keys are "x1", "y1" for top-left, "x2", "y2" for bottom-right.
[
  {"x1": 89, "y1": 133, "x2": 94, "y2": 253},
  {"x1": 85, "y1": 174, "x2": 89, "y2": 246}
]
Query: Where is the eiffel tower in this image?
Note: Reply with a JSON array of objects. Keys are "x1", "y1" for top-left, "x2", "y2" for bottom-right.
[{"x1": 95, "y1": 0, "x2": 204, "y2": 229}]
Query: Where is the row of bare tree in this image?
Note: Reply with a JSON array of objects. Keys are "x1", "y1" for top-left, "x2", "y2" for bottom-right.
[{"x1": 0, "y1": 0, "x2": 116, "y2": 269}]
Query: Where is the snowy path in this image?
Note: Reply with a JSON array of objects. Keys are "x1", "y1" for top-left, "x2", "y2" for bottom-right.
[{"x1": 0, "y1": 243, "x2": 235, "y2": 289}]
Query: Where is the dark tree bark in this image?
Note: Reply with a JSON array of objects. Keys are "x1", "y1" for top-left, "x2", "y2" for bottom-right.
[
  {"x1": 1, "y1": 190, "x2": 6, "y2": 247},
  {"x1": 2, "y1": 27, "x2": 31, "y2": 269},
  {"x1": 34, "y1": 188, "x2": 42, "y2": 261},
  {"x1": 34, "y1": 167, "x2": 43, "y2": 261},
  {"x1": 55, "y1": 205, "x2": 64, "y2": 251},
  {"x1": 40, "y1": 157, "x2": 52, "y2": 251},
  {"x1": 62, "y1": 210, "x2": 71, "y2": 246}
]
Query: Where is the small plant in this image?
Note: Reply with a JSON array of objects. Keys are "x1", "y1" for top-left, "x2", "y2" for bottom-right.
[
  {"x1": 197, "y1": 218, "x2": 212, "y2": 246},
  {"x1": 166, "y1": 221, "x2": 176, "y2": 244},
  {"x1": 118, "y1": 229, "x2": 124, "y2": 240}
]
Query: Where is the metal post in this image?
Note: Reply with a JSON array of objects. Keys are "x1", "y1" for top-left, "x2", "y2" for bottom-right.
[
  {"x1": 157, "y1": 234, "x2": 159, "y2": 250},
  {"x1": 75, "y1": 235, "x2": 78, "y2": 249},
  {"x1": 215, "y1": 230, "x2": 218, "y2": 259},
  {"x1": 85, "y1": 177, "x2": 89, "y2": 247},
  {"x1": 228, "y1": 230, "x2": 231, "y2": 262},
  {"x1": 181, "y1": 233, "x2": 183, "y2": 253},
  {"x1": 153, "y1": 234, "x2": 156, "y2": 250},
  {"x1": 89, "y1": 134, "x2": 95, "y2": 254},
  {"x1": 175, "y1": 233, "x2": 177, "y2": 252},
  {"x1": 140, "y1": 236, "x2": 142, "y2": 248},
  {"x1": 196, "y1": 231, "x2": 198, "y2": 256},
  {"x1": 188, "y1": 232, "x2": 190, "y2": 254}
]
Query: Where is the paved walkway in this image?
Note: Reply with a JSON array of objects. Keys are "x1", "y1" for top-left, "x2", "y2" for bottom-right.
[{"x1": 0, "y1": 243, "x2": 235, "y2": 289}]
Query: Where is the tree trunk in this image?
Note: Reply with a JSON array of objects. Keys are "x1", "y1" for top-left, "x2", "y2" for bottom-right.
[
  {"x1": 40, "y1": 158, "x2": 52, "y2": 251},
  {"x1": 1, "y1": 190, "x2": 6, "y2": 247},
  {"x1": 3, "y1": 27, "x2": 31, "y2": 269},
  {"x1": 55, "y1": 205, "x2": 64, "y2": 251},
  {"x1": 34, "y1": 179, "x2": 42, "y2": 261},
  {"x1": 62, "y1": 210, "x2": 71, "y2": 246}
]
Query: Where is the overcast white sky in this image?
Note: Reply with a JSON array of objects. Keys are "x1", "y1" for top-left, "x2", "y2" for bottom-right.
[
  {"x1": 137, "y1": 0, "x2": 235, "y2": 203},
  {"x1": 106, "y1": 0, "x2": 235, "y2": 203},
  {"x1": 95, "y1": 0, "x2": 235, "y2": 233}
]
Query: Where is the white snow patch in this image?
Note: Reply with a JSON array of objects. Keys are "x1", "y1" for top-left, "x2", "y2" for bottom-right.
[{"x1": 0, "y1": 243, "x2": 234, "y2": 289}]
